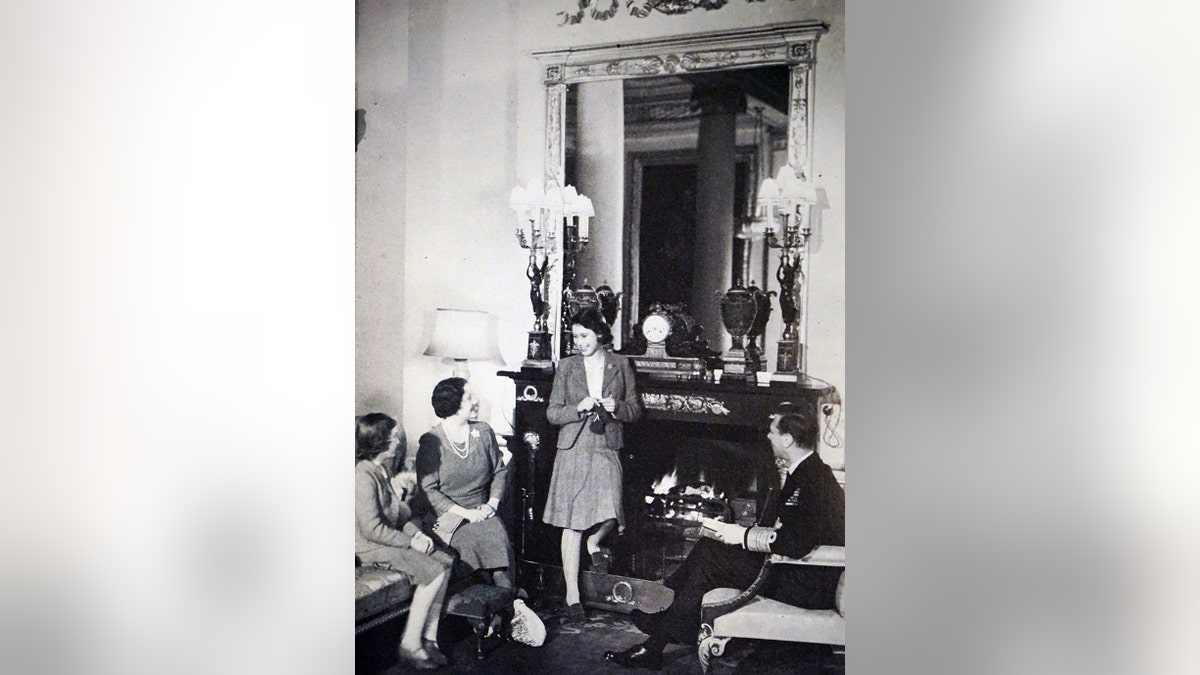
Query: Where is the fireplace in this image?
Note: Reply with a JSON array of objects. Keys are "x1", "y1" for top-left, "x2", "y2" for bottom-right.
[
  {"x1": 499, "y1": 368, "x2": 835, "y2": 608},
  {"x1": 620, "y1": 431, "x2": 776, "y2": 580}
]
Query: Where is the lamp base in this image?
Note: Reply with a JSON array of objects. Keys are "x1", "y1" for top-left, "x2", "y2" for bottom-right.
[
  {"x1": 773, "y1": 339, "x2": 803, "y2": 381},
  {"x1": 524, "y1": 330, "x2": 553, "y2": 368}
]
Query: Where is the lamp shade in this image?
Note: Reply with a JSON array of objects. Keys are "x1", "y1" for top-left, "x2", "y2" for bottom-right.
[{"x1": 423, "y1": 309, "x2": 504, "y2": 363}]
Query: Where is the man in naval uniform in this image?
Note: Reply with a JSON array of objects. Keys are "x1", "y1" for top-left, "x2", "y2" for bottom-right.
[{"x1": 605, "y1": 403, "x2": 845, "y2": 670}]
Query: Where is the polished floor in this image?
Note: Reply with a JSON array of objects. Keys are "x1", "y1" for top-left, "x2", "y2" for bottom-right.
[{"x1": 356, "y1": 604, "x2": 844, "y2": 675}]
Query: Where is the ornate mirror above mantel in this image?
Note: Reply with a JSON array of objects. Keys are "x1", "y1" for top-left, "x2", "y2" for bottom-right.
[{"x1": 532, "y1": 21, "x2": 829, "y2": 371}]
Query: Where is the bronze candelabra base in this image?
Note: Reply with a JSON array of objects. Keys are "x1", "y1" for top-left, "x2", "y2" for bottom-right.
[
  {"x1": 773, "y1": 333, "x2": 803, "y2": 382},
  {"x1": 525, "y1": 330, "x2": 553, "y2": 368}
]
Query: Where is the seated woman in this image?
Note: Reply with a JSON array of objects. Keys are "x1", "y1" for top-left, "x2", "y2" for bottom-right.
[
  {"x1": 355, "y1": 413, "x2": 454, "y2": 671},
  {"x1": 416, "y1": 377, "x2": 515, "y2": 590}
]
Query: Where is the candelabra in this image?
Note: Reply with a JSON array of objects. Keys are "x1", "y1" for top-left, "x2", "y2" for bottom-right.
[
  {"x1": 509, "y1": 179, "x2": 593, "y2": 366},
  {"x1": 757, "y1": 165, "x2": 819, "y2": 380}
]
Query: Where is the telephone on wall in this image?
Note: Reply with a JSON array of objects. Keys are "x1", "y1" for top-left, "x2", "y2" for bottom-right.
[{"x1": 819, "y1": 387, "x2": 843, "y2": 449}]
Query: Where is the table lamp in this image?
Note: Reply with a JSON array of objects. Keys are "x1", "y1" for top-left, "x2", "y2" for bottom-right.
[{"x1": 422, "y1": 308, "x2": 504, "y2": 379}]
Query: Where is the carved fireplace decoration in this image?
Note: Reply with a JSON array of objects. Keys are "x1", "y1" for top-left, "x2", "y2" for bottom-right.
[{"x1": 641, "y1": 392, "x2": 731, "y2": 416}]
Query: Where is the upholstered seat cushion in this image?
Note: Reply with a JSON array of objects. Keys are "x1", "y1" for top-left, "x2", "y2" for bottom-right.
[
  {"x1": 703, "y1": 586, "x2": 845, "y2": 646},
  {"x1": 355, "y1": 566, "x2": 414, "y2": 624}
]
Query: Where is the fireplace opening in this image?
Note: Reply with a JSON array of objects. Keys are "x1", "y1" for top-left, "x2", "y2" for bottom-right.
[{"x1": 613, "y1": 428, "x2": 779, "y2": 581}]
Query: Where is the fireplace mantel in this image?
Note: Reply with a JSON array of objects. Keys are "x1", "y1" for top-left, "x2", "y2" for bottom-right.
[
  {"x1": 505, "y1": 368, "x2": 832, "y2": 424},
  {"x1": 627, "y1": 374, "x2": 833, "y2": 426}
]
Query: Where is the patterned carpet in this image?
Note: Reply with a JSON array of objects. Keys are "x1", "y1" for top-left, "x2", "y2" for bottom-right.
[{"x1": 357, "y1": 605, "x2": 844, "y2": 674}]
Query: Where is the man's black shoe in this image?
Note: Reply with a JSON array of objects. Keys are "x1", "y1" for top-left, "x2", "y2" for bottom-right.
[{"x1": 604, "y1": 642, "x2": 664, "y2": 670}]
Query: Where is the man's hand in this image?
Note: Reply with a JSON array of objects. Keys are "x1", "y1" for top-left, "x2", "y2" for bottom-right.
[
  {"x1": 410, "y1": 531, "x2": 435, "y2": 554},
  {"x1": 701, "y1": 517, "x2": 747, "y2": 546}
]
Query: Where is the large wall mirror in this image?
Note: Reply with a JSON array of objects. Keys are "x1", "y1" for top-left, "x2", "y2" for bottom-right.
[{"x1": 534, "y1": 21, "x2": 828, "y2": 361}]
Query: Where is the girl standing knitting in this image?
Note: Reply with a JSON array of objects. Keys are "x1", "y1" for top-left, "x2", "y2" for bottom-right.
[{"x1": 543, "y1": 307, "x2": 642, "y2": 624}]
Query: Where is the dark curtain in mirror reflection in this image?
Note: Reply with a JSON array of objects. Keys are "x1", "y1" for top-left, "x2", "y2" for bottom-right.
[
  {"x1": 638, "y1": 163, "x2": 697, "y2": 319},
  {"x1": 636, "y1": 161, "x2": 753, "y2": 323}
]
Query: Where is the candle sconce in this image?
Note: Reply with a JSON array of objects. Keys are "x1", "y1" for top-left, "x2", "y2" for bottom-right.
[
  {"x1": 756, "y1": 165, "x2": 819, "y2": 380},
  {"x1": 509, "y1": 180, "x2": 593, "y2": 366}
]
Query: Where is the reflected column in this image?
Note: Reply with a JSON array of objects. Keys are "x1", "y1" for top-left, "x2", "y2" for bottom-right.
[{"x1": 692, "y1": 85, "x2": 743, "y2": 354}]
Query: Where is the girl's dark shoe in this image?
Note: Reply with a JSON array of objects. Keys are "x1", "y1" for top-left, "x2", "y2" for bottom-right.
[
  {"x1": 590, "y1": 550, "x2": 612, "y2": 575},
  {"x1": 560, "y1": 602, "x2": 586, "y2": 626}
]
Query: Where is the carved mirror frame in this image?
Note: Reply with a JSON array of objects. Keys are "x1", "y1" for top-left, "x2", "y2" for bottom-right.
[{"x1": 533, "y1": 20, "x2": 828, "y2": 363}]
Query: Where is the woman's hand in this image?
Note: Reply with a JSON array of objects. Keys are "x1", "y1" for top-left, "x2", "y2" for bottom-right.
[
  {"x1": 479, "y1": 503, "x2": 497, "y2": 520},
  {"x1": 462, "y1": 506, "x2": 488, "y2": 523},
  {"x1": 599, "y1": 396, "x2": 617, "y2": 413},
  {"x1": 410, "y1": 531, "x2": 435, "y2": 554},
  {"x1": 576, "y1": 397, "x2": 597, "y2": 413}
]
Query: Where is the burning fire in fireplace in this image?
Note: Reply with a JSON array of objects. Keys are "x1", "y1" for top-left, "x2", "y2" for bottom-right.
[{"x1": 644, "y1": 467, "x2": 731, "y2": 524}]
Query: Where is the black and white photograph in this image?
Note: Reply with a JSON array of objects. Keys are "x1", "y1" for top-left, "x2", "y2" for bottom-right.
[
  {"x1": 10, "y1": 1, "x2": 1200, "y2": 674},
  {"x1": 355, "y1": 2, "x2": 846, "y2": 672}
]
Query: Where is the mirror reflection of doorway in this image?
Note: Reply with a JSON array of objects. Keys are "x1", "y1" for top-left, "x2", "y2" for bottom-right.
[
  {"x1": 635, "y1": 159, "x2": 696, "y2": 317},
  {"x1": 629, "y1": 154, "x2": 753, "y2": 328},
  {"x1": 563, "y1": 64, "x2": 787, "y2": 347}
]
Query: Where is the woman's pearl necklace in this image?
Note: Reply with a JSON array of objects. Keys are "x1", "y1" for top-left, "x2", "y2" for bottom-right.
[{"x1": 445, "y1": 424, "x2": 471, "y2": 459}]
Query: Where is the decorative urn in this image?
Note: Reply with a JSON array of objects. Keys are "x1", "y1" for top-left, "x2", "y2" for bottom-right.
[{"x1": 718, "y1": 281, "x2": 760, "y2": 381}]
